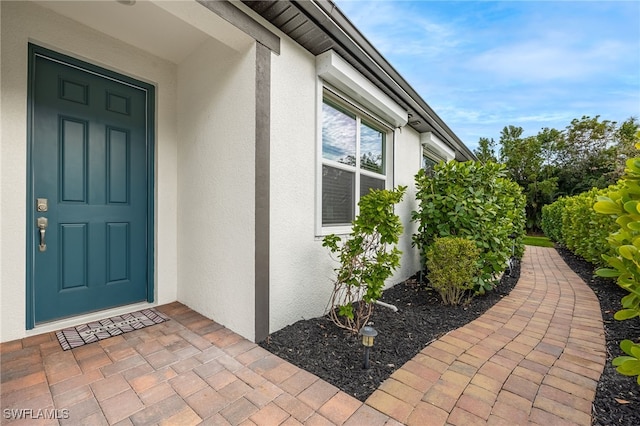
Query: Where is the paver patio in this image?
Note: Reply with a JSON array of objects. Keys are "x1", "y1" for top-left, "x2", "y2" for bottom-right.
[{"x1": 0, "y1": 246, "x2": 606, "y2": 425}]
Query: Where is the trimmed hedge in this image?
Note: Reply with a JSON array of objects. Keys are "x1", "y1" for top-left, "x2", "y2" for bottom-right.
[
  {"x1": 541, "y1": 197, "x2": 566, "y2": 244},
  {"x1": 541, "y1": 186, "x2": 618, "y2": 266}
]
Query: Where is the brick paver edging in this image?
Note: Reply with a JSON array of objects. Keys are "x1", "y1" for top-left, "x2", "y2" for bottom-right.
[
  {"x1": 365, "y1": 246, "x2": 607, "y2": 426},
  {"x1": 0, "y1": 246, "x2": 606, "y2": 425}
]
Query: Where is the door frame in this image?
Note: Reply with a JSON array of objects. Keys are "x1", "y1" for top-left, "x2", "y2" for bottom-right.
[{"x1": 25, "y1": 43, "x2": 156, "y2": 329}]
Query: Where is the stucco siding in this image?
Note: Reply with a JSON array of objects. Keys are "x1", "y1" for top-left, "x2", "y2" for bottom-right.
[
  {"x1": 392, "y1": 127, "x2": 424, "y2": 284},
  {"x1": 176, "y1": 39, "x2": 257, "y2": 340},
  {"x1": 267, "y1": 29, "x2": 425, "y2": 334},
  {"x1": 269, "y1": 36, "x2": 331, "y2": 334}
]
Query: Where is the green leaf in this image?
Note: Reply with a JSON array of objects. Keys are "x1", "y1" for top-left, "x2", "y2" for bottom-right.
[
  {"x1": 596, "y1": 268, "x2": 620, "y2": 278},
  {"x1": 613, "y1": 355, "x2": 636, "y2": 366},
  {"x1": 617, "y1": 215, "x2": 634, "y2": 228},
  {"x1": 626, "y1": 181, "x2": 640, "y2": 195},
  {"x1": 614, "y1": 309, "x2": 640, "y2": 320},
  {"x1": 605, "y1": 255, "x2": 627, "y2": 271},
  {"x1": 619, "y1": 245, "x2": 639, "y2": 260},
  {"x1": 621, "y1": 293, "x2": 639, "y2": 309},
  {"x1": 338, "y1": 304, "x2": 354, "y2": 320},
  {"x1": 616, "y1": 359, "x2": 640, "y2": 376},
  {"x1": 594, "y1": 200, "x2": 621, "y2": 215},
  {"x1": 624, "y1": 200, "x2": 640, "y2": 215},
  {"x1": 628, "y1": 158, "x2": 640, "y2": 172}
]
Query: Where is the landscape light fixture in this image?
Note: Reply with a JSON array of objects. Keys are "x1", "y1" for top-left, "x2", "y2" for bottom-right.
[{"x1": 359, "y1": 325, "x2": 378, "y2": 370}]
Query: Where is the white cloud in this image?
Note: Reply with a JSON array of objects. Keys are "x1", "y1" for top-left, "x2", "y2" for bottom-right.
[
  {"x1": 467, "y1": 39, "x2": 628, "y2": 83},
  {"x1": 337, "y1": 1, "x2": 461, "y2": 58},
  {"x1": 334, "y1": 0, "x2": 640, "y2": 149}
]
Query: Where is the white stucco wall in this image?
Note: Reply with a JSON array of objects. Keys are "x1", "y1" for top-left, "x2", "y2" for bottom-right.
[
  {"x1": 392, "y1": 127, "x2": 424, "y2": 281},
  {"x1": 267, "y1": 33, "x2": 426, "y2": 334},
  {"x1": 269, "y1": 36, "x2": 331, "y2": 333},
  {"x1": 176, "y1": 39, "x2": 257, "y2": 340},
  {"x1": 0, "y1": 0, "x2": 179, "y2": 342}
]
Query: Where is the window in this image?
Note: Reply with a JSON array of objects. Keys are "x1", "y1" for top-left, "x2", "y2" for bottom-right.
[
  {"x1": 422, "y1": 150, "x2": 438, "y2": 175},
  {"x1": 321, "y1": 97, "x2": 388, "y2": 230}
]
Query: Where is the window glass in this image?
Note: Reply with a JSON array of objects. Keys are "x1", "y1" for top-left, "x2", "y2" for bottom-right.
[
  {"x1": 322, "y1": 165, "x2": 355, "y2": 225},
  {"x1": 321, "y1": 97, "x2": 388, "y2": 230},
  {"x1": 360, "y1": 174, "x2": 385, "y2": 198},
  {"x1": 422, "y1": 154, "x2": 437, "y2": 175},
  {"x1": 360, "y1": 121, "x2": 384, "y2": 174},
  {"x1": 322, "y1": 102, "x2": 356, "y2": 166}
]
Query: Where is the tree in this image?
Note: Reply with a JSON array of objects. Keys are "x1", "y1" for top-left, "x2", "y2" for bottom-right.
[
  {"x1": 499, "y1": 126, "x2": 558, "y2": 231},
  {"x1": 481, "y1": 116, "x2": 639, "y2": 233},
  {"x1": 614, "y1": 117, "x2": 640, "y2": 176},
  {"x1": 473, "y1": 137, "x2": 497, "y2": 163},
  {"x1": 555, "y1": 116, "x2": 622, "y2": 196}
]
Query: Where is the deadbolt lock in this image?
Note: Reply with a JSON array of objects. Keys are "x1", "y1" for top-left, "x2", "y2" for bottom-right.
[{"x1": 36, "y1": 198, "x2": 48, "y2": 212}]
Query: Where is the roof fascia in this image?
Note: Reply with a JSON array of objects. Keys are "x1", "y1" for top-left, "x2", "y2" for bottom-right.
[
  {"x1": 293, "y1": 0, "x2": 475, "y2": 160},
  {"x1": 197, "y1": 0, "x2": 281, "y2": 53}
]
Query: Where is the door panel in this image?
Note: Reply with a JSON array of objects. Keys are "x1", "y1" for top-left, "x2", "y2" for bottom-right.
[
  {"x1": 30, "y1": 46, "x2": 153, "y2": 324},
  {"x1": 60, "y1": 223, "x2": 88, "y2": 289}
]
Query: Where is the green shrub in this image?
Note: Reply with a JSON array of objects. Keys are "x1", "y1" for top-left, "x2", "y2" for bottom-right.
[
  {"x1": 541, "y1": 197, "x2": 567, "y2": 244},
  {"x1": 562, "y1": 187, "x2": 618, "y2": 266},
  {"x1": 541, "y1": 187, "x2": 617, "y2": 266},
  {"x1": 323, "y1": 186, "x2": 406, "y2": 334},
  {"x1": 594, "y1": 133, "x2": 640, "y2": 384},
  {"x1": 426, "y1": 237, "x2": 480, "y2": 305},
  {"x1": 412, "y1": 161, "x2": 526, "y2": 294}
]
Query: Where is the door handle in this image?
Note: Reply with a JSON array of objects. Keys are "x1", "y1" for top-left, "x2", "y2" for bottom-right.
[{"x1": 37, "y1": 217, "x2": 48, "y2": 252}]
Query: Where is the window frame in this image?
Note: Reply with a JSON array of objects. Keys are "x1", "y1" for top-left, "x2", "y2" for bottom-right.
[
  {"x1": 316, "y1": 86, "x2": 394, "y2": 236},
  {"x1": 422, "y1": 148, "x2": 439, "y2": 175},
  {"x1": 420, "y1": 131, "x2": 455, "y2": 176}
]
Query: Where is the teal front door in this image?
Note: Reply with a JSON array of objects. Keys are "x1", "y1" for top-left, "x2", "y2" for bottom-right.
[{"x1": 28, "y1": 45, "x2": 154, "y2": 325}]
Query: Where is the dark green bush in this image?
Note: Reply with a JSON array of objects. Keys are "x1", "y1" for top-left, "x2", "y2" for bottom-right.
[
  {"x1": 426, "y1": 237, "x2": 480, "y2": 305},
  {"x1": 594, "y1": 133, "x2": 640, "y2": 384},
  {"x1": 541, "y1": 197, "x2": 566, "y2": 244},
  {"x1": 412, "y1": 161, "x2": 526, "y2": 294},
  {"x1": 541, "y1": 187, "x2": 617, "y2": 266},
  {"x1": 563, "y1": 187, "x2": 618, "y2": 266}
]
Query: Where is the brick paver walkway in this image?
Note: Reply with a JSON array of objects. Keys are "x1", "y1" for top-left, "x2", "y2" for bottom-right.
[
  {"x1": 0, "y1": 246, "x2": 606, "y2": 425},
  {"x1": 367, "y1": 246, "x2": 607, "y2": 425}
]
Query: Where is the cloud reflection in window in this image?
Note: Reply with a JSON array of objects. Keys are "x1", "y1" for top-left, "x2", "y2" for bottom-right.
[{"x1": 322, "y1": 101, "x2": 356, "y2": 165}]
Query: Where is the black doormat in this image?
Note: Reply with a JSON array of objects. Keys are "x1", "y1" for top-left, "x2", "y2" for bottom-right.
[{"x1": 55, "y1": 308, "x2": 169, "y2": 350}]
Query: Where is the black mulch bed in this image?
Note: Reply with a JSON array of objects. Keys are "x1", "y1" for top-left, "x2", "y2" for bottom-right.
[
  {"x1": 260, "y1": 264, "x2": 521, "y2": 402},
  {"x1": 555, "y1": 246, "x2": 640, "y2": 426},
  {"x1": 261, "y1": 247, "x2": 640, "y2": 424}
]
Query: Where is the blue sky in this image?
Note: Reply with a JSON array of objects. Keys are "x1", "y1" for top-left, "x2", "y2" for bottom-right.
[{"x1": 334, "y1": 0, "x2": 640, "y2": 152}]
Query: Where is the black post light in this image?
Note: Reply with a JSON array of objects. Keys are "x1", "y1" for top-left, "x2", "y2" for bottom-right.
[{"x1": 359, "y1": 325, "x2": 378, "y2": 369}]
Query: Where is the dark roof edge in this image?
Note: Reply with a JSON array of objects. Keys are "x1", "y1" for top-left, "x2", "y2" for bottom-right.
[
  {"x1": 296, "y1": 0, "x2": 476, "y2": 160},
  {"x1": 198, "y1": 0, "x2": 280, "y2": 53}
]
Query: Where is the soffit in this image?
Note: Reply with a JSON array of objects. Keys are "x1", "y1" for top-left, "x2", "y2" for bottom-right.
[{"x1": 33, "y1": 0, "x2": 253, "y2": 64}]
